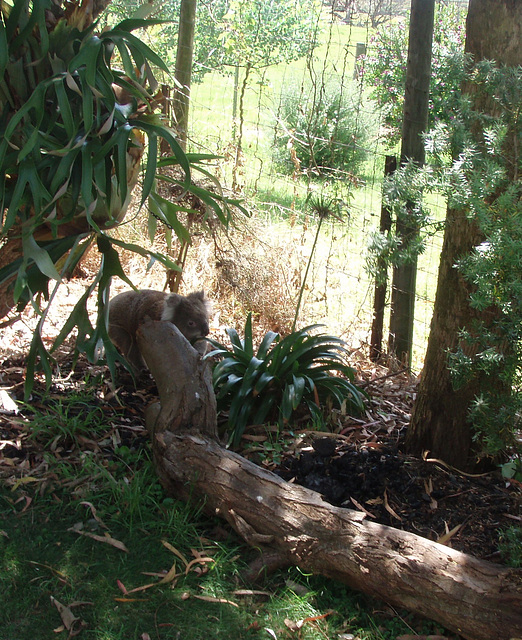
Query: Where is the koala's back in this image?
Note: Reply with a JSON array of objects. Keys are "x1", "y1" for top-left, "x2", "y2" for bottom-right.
[{"x1": 109, "y1": 289, "x2": 167, "y2": 335}]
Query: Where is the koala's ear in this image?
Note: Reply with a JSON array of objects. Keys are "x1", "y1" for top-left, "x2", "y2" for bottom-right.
[
  {"x1": 161, "y1": 293, "x2": 182, "y2": 320},
  {"x1": 189, "y1": 290, "x2": 211, "y2": 310}
]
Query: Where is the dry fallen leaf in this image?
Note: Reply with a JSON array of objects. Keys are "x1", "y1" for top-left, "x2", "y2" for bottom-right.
[
  {"x1": 68, "y1": 528, "x2": 129, "y2": 552},
  {"x1": 349, "y1": 496, "x2": 375, "y2": 518},
  {"x1": 50, "y1": 596, "x2": 87, "y2": 636},
  {"x1": 284, "y1": 618, "x2": 302, "y2": 632},
  {"x1": 437, "y1": 523, "x2": 463, "y2": 545},
  {"x1": 116, "y1": 579, "x2": 128, "y2": 595},
  {"x1": 384, "y1": 489, "x2": 403, "y2": 521},
  {"x1": 51, "y1": 596, "x2": 78, "y2": 629},
  {"x1": 185, "y1": 556, "x2": 215, "y2": 575},
  {"x1": 191, "y1": 594, "x2": 239, "y2": 607},
  {"x1": 80, "y1": 501, "x2": 108, "y2": 529},
  {"x1": 162, "y1": 540, "x2": 189, "y2": 569}
]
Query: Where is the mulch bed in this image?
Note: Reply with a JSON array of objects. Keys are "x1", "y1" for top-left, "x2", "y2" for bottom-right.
[{"x1": 273, "y1": 436, "x2": 520, "y2": 562}]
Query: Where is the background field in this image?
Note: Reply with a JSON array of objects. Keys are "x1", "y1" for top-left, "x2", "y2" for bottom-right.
[{"x1": 176, "y1": 15, "x2": 447, "y2": 371}]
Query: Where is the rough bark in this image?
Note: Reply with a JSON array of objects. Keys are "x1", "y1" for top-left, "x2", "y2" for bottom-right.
[
  {"x1": 407, "y1": 0, "x2": 522, "y2": 470},
  {"x1": 406, "y1": 210, "x2": 486, "y2": 469},
  {"x1": 137, "y1": 321, "x2": 522, "y2": 640},
  {"x1": 388, "y1": 0, "x2": 434, "y2": 366},
  {"x1": 136, "y1": 320, "x2": 217, "y2": 443}
]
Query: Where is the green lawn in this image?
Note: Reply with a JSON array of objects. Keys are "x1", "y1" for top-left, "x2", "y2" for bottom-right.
[{"x1": 0, "y1": 388, "x2": 448, "y2": 639}]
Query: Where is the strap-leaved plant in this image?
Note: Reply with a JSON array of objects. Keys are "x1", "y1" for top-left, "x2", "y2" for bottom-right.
[{"x1": 0, "y1": 0, "x2": 244, "y2": 394}]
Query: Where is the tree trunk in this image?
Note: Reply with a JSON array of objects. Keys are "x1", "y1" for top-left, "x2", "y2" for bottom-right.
[
  {"x1": 406, "y1": 209, "x2": 487, "y2": 468},
  {"x1": 0, "y1": 233, "x2": 23, "y2": 320},
  {"x1": 406, "y1": 0, "x2": 522, "y2": 471},
  {"x1": 173, "y1": 0, "x2": 197, "y2": 151},
  {"x1": 137, "y1": 321, "x2": 522, "y2": 640}
]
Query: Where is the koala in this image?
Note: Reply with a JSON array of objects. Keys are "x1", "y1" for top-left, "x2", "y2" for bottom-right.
[{"x1": 108, "y1": 289, "x2": 210, "y2": 373}]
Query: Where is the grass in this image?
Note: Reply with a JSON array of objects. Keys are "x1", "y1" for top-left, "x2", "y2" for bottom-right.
[{"x1": 0, "y1": 387, "x2": 449, "y2": 640}]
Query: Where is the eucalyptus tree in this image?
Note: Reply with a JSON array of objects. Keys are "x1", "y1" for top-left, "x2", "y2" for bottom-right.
[{"x1": 406, "y1": 0, "x2": 522, "y2": 471}]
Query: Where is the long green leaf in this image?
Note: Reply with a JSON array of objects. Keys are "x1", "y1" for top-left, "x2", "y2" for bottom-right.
[
  {"x1": 78, "y1": 69, "x2": 94, "y2": 132},
  {"x1": 135, "y1": 119, "x2": 190, "y2": 179},
  {"x1": 25, "y1": 329, "x2": 55, "y2": 400},
  {"x1": 142, "y1": 134, "x2": 159, "y2": 204},
  {"x1": 115, "y1": 18, "x2": 172, "y2": 34},
  {"x1": 107, "y1": 235, "x2": 180, "y2": 271},
  {"x1": 243, "y1": 313, "x2": 254, "y2": 359},
  {"x1": 148, "y1": 192, "x2": 191, "y2": 243},
  {"x1": 0, "y1": 20, "x2": 9, "y2": 79},
  {"x1": 80, "y1": 142, "x2": 94, "y2": 212},
  {"x1": 253, "y1": 371, "x2": 275, "y2": 395},
  {"x1": 225, "y1": 326, "x2": 244, "y2": 351},
  {"x1": 107, "y1": 29, "x2": 170, "y2": 75},
  {"x1": 256, "y1": 330, "x2": 279, "y2": 359},
  {"x1": 114, "y1": 39, "x2": 137, "y2": 80},
  {"x1": 22, "y1": 234, "x2": 60, "y2": 281},
  {"x1": 54, "y1": 77, "x2": 75, "y2": 139},
  {"x1": 3, "y1": 81, "x2": 47, "y2": 141},
  {"x1": 69, "y1": 35, "x2": 103, "y2": 87},
  {"x1": 251, "y1": 394, "x2": 276, "y2": 426}
]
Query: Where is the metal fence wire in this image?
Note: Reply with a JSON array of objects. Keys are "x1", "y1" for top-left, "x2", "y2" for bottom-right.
[{"x1": 182, "y1": 7, "x2": 452, "y2": 372}]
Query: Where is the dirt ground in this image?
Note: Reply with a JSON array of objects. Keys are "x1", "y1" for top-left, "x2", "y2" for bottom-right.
[{"x1": 0, "y1": 274, "x2": 521, "y2": 566}]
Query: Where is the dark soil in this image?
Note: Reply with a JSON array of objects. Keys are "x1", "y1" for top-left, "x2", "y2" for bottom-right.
[{"x1": 273, "y1": 436, "x2": 521, "y2": 562}]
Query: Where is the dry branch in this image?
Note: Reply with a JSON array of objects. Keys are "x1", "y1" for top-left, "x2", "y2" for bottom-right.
[{"x1": 137, "y1": 321, "x2": 522, "y2": 640}]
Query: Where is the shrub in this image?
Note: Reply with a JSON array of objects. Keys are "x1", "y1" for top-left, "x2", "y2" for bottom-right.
[
  {"x1": 273, "y1": 82, "x2": 373, "y2": 178},
  {"x1": 361, "y1": 3, "x2": 468, "y2": 147},
  {"x1": 499, "y1": 526, "x2": 522, "y2": 568},
  {"x1": 208, "y1": 314, "x2": 367, "y2": 447}
]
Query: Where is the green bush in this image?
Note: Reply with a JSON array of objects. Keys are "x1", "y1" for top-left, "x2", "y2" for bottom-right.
[
  {"x1": 273, "y1": 82, "x2": 373, "y2": 178},
  {"x1": 208, "y1": 314, "x2": 367, "y2": 447},
  {"x1": 361, "y1": 2, "x2": 468, "y2": 147},
  {"x1": 499, "y1": 526, "x2": 522, "y2": 568}
]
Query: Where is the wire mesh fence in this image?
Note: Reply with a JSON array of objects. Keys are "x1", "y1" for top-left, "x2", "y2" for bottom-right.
[{"x1": 178, "y1": 8, "x2": 449, "y2": 372}]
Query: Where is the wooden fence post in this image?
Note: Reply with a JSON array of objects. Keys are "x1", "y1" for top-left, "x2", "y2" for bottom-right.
[
  {"x1": 370, "y1": 155, "x2": 397, "y2": 362},
  {"x1": 388, "y1": 0, "x2": 434, "y2": 367}
]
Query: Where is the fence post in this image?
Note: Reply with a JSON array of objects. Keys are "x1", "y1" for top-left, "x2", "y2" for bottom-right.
[
  {"x1": 388, "y1": 0, "x2": 434, "y2": 367},
  {"x1": 370, "y1": 155, "x2": 397, "y2": 363},
  {"x1": 353, "y1": 42, "x2": 366, "y2": 79}
]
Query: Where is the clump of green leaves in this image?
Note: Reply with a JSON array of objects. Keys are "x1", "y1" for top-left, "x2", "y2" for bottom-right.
[
  {"x1": 365, "y1": 160, "x2": 442, "y2": 286},
  {"x1": 441, "y1": 63, "x2": 522, "y2": 458},
  {"x1": 0, "y1": 0, "x2": 244, "y2": 397},
  {"x1": 208, "y1": 314, "x2": 366, "y2": 447},
  {"x1": 499, "y1": 526, "x2": 522, "y2": 568},
  {"x1": 366, "y1": 61, "x2": 522, "y2": 461},
  {"x1": 23, "y1": 392, "x2": 108, "y2": 449},
  {"x1": 273, "y1": 81, "x2": 373, "y2": 178},
  {"x1": 106, "y1": 0, "x2": 320, "y2": 83}
]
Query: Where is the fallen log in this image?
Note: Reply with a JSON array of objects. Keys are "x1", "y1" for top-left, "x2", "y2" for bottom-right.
[{"x1": 137, "y1": 320, "x2": 522, "y2": 640}]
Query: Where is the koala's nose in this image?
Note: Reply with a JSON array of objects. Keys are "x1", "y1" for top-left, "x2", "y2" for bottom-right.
[{"x1": 202, "y1": 322, "x2": 209, "y2": 336}]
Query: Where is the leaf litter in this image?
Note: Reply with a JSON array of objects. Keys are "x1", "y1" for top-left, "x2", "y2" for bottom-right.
[{"x1": 0, "y1": 331, "x2": 521, "y2": 566}]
